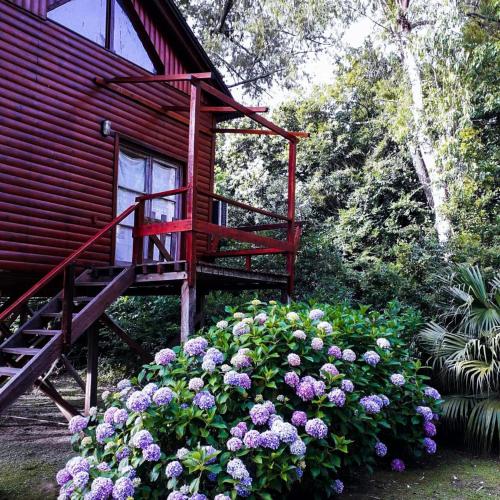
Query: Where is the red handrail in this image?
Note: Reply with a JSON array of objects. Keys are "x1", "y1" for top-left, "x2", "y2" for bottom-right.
[
  {"x1": 136, "y1": 186, "x2": 189, "y2": 201},
  {"x1": 0, "y1": 203, "x2": 138, "y2": 322}
]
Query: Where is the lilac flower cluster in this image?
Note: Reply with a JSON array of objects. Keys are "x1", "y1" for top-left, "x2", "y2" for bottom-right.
[
  {"x1": 296, "y1": 376, "x2": 325, "y2": 401},
  {"x1": 341, "y1": 379, "x2": 354, "y2": 392},
  {"x1": 154, "y1": 348, "x2": 176, "y2": 365},
  {"x1": 342, "y1": 349, "x2": 356, "y2": 362},
  {"x1": 143, "y1": 383, "x2": 158, "y2": 397},
  {"x1": 116, "y1": 379, "x2": 131, "y2": 391},
  {"x1": 153, "y1": 387, "x2": 174, "y2": 405},
  {"x1": 126, "y1": 390, "x2": 151, "y2": 412},
  {"x1": 68, "y1": 415, "x2": 89, "y2": 434},
  {"x1": 375, "y1": 441, "x2": 388, "y2": 457},
  {"x1": 305, "y1": 418, "x2": 328, "y2": 439},
  {"x1": 193, "y1": 391, "x2": 216, "y2": 410},
  {"x1": 90, "y1": 477, "x2": 113, "y2": 498},
  {"x1": 227, "y1": 458, "x2": 250, "y2": 480},
  {"x1": 290, "y1": 438, "x2": 307, "y2": 456},
  {"x1": 328, "y1": 345, "x2": 342, "y2": 359},
  {"x1": 224, "y1": 370, "x2": 251, "y2": 389},
  {"x1": 363, "y1": 350, "x2": 381, "y2": 366},
  {"x1": 390, "y1": 373, "x2": 406, "y2": 386},
  {"x1": 116, "y1": 446, "x2": 130, "y2": 461},
  {"x1": 183, "y1": 337, "x2": 208, "y2": 356},
  {"x1": 328, "y1": 388, "x2": 346, "y2": 407},
  {"x1": 416, "y1": 406, "x2": 433, "y2": 422},
  {"x1": 233, "y1": 321, "x2": 251, "y2": 337}
]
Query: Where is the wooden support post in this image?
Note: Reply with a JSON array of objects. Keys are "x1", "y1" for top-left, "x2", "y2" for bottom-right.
[
  {"x1": 36, "y1": 378, "x2": 80, "y2": 421},
  {"x1": 286, "y1": 141, "x2": 297, "y2": 299},
  {"x1": 84, "y1": 326, "x2": 98, "y2": 415},
  {"x1": 186, "y1": 82, "x2": 202, "y2": 287},
  {"x1": 180, "y1": 280, "x2": 196, "y2": 342},
  {"x1": 133, "y1": 201, "x2": 145, "y2": 265},
  {"x1": 61, "y1": 263, "x2": 75, "y2": 346},
  {"x1": 61, "y1": 354, "x2": 86, "y2": 392}
]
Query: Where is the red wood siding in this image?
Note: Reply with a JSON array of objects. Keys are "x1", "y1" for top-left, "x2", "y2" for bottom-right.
[
  {"x1": 0, "y1": 0, "x2": 215, "y2": 277},
  {"x1": 7, "y1": 0, "x2": 46, "y2": 17}
]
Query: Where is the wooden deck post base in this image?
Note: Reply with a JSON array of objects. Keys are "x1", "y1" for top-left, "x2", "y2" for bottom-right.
[
  {"x1": 84, "y1": 326, "x2": 98, "y2": 415},
  {"x1": 180, "y1": 280, "x2": 196, "y2": 342}
]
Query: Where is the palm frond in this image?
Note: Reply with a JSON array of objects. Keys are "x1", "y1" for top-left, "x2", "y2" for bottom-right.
[
  {"x1": 441, "y1": 395, "x2": 476, "y2": 431},
  {"x1": 465, "y1": 397, "x2": 500, "y2": 455}
]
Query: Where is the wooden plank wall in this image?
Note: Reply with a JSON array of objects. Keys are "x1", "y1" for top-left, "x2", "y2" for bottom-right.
[{"x1": 0, "y1": 0, "x2": 215, "y2": 277}]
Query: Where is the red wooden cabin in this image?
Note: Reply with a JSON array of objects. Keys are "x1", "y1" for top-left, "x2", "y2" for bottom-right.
[{"x1": 0, "y1": 0, "x2": 305, "y2": 416}]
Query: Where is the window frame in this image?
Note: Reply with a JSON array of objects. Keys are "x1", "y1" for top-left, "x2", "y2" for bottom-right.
[{"x1": 47, "y1": 0, "x2": 163, "y2": 74}]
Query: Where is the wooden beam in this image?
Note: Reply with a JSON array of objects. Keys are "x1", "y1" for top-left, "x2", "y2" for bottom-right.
[
  {"x1": 202, "y1": 247, "x2": 286, "y2": 258},
  {"x1": 215, "y1": 128, "x2": 309, "y2": 138},
  {"x1": 149, "y1": 235, "x2": 173, "y2": 261},
  {"x1": 94, "y1": 78, "x2": 212, "y2": 135},
  {"x1": 103, "y1": 73, "x2": 213, "y2": 84},
  {"x1": 202, "y1": 106, "x2": 268, "y2": 113},
  {"x1": 194, "y1": 221, "x2": 294, "y2": 251},
  {"x1": 287, "y1": 141, "x2": 297, "y2": 297},
  {"x1": 99, "y1": 314, "x2": 152, "y2": 364},
  {"x1": 180, "y1": 280, "x2": 196, "y2": 342},
  {"x1": 61, "y1": 264, "x2": 74, "y2": 346},
  {"x1": 84, "y1": 326, "x2": 98, "y2": 416},
  {"x1": 134, "y1": 219, "x2": 192, "y2": 238},
  {"x1": 35, "y1": 378, "x2": 80, "y2": 421},
  {"x1": 137, "y1": 186, "x2": 188, "y2": 201},
  {"x1": 61, "y1": 354, "x2": 86, "y2": 392},
  {"x1": 199, "y1": 81, "x2": 299, "y2": 142}
]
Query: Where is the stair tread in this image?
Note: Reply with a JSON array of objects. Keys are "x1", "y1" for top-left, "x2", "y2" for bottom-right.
[
  {"x1": 23, "y1": 329, "x2": 61, "y2": 336},
  {"x1": 76, "y1": 281, "x2": 110, "y2": 286},
  {"x1": 41, "y1": 312, "x2": 76, "y2": 318},
  {"x1": 74, "y1": 296, "x2": 93, "y2": 302},
  {"x1": 0, "y1": 367, "x2": 20, "y2": 377},
  {"x1": 2, "y1": 347, "x2": 41, "y2": 355}
]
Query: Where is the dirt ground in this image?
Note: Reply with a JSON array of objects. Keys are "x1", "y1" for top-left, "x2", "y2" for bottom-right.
[{"x1": 0, "y1": 377, "x2": 498, "y2": 500}]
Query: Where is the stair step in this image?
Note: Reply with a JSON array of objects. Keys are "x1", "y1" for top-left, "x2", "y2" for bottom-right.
[
  {"x1": 41, "y1": 312, "x2": 76, "y2": 318},
  {"x1": 74, "y1": 296, "x2": 93, "y2": 303},
  {"x1": 2, "y1": 347, "x2": 41, "y2": 356},
  {"x1": 23, "y1": 329, "x2": 61, "y2": 336},
  {"x1": 0, "y1": 366, "x2": 20, "y2": 377},
  {"x1": 76, "y1": 281, "x2": 109, "y2": 287}
]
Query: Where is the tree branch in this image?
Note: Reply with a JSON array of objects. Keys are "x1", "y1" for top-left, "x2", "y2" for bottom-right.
[
  {"x1": 227, "y1": 68, "x2": 286, "y2": 88},
  {"x1": 215, "y1": 0, "x2": 234, "y2": 33},
  {"x1": 466, "y1": 12, "x2": 500, "y2": 25}
]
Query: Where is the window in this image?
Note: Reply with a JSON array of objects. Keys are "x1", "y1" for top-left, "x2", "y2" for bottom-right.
[{"x1": 48, "y1": 0, "x2": 158, "y2": 72}]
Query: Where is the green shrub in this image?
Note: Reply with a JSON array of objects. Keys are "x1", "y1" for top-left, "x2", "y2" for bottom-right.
[{"x1": 59, "y1": 301, "x2": 441, "y2": 499}]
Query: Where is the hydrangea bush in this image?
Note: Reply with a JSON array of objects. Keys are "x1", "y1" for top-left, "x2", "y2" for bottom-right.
[{"x1": 59, "y1": 301, "x2": 441, "y2": 499}]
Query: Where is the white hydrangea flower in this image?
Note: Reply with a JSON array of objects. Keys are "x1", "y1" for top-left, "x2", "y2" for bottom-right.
[
  {"x1": 286, "y1": 312, "x2": 300, "y2": 322},
  {"x1": 251, "y1": 299, "x2": 262, "y2": 306},
  {"x1": 233, "y1": 312, "x2": 245, "y2": 319},
  {"x1": 216, "y1": 320, "x2": 229, "y2": 329},
  {"x1": 243, "y1": 317, "x2": 254, "y2": 325},
  {"x1": 376, "y1": 338, "x2": 391, "y2": 349},
  {"x1": 317, "y1": 321, "x2": 333, "y2": 334},
  {"x1": 309, "y1": 309, "x2": 325, "y2": 321}
]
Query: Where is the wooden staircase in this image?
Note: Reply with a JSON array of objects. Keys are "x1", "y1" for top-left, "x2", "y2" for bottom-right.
[{"x1": 0, "y1": 266, "x2": 134, "y2": 414}]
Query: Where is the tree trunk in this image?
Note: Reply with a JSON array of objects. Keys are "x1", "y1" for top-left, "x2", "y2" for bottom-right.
[{"x1": 397, "y1": 3, "x2": 452, "y2": 244}]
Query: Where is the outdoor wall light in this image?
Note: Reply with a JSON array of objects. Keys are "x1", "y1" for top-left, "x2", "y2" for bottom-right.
[{"x1": 101, "y1": 119, "x2": 112, "y2": 136}]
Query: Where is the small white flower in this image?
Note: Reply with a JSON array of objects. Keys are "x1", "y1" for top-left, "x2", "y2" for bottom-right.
[
  {"x1": 101, "y1": 391, "x2": 110, "y2": 401},
  {"x1": 251, "y1": 299, "x2": 262, "y2": 306},
  {"x1": 243, "y1": 317, "x2": 254, "y2": 325},
  {"x1": 88, "y1": 406, "x2": 98, "y2": 417},
  {"x1": 233, "y1": 312, "x2": 245, "y2": 319},
  {"x1": 286, "y1": 312, "x2": 300, "y2": 322},
  {"x1": 317, "y1": 321, "x2": 333, "y2": 334},
  {"x1": 376, "y1": 338, "x2": 391, "y2": 349},
  {"x1": 216, "y1": 320, "x2": 229, "y2": 329}
]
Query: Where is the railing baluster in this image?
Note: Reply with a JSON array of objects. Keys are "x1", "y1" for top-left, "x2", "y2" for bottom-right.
[
  {"x1": 132, "y1": 201, "x2": 145, "y2": 265},
  {"x1": 61, "y1": 263, "x2": 75, "y2": 346}
]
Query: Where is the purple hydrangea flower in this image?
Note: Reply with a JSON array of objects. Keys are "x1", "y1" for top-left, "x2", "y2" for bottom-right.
[
  {"x1": 116, "y1": 446, "x2": 130, "y2": 461},
  {"x1": 97, "y1": 462, "x2": 111, "y2": 472},
  {"x1": 258, "y1": 430, "x2": 280, "y2": 449},
  {"x1": 233, "y1": 321, "x2": 251, "y2": 337},
  {"x1": 379, "y1": 394, "x2": 390, "y2": 407},
  {"x1": 263, "y1": 401, "x2": 276, "y2": 414},
  {"x1": 113, "y1": 409, "x2": 128, "y2": 425},
  {"x1": 167, "y1": 492, "x2": 187, "y2": 500},
  {"x1": 96, "y1": 423, "x2": 114, "y2": 443},
  {"x1": 227, "y1": 458, "x2": 250, "y2": 480},
  {"x1": 166, "y1": 461, "x2": 184, "y2": 478},
  {"x1": 360, "y1": 396, "x2": 381, "y2": 414},
  {"x1": 342, "y1": 349, "x2": 356, "y2": 362},
  {"x1": 126, "y1": 391, "x2": 151, "y2": 412},
  {"x1": 230, "y1": 422, "x2": 248, "y2": 438},
  {"x1": 424, "y1": 387, "x2": 442, "y2": 400},
  {"x1": 152, "y1": 387, "x2": 174, "y2": 406},
  {"x1": 214, "y1": 495, "x2": 231, "y2": 500},
  {"x1": 341, "y1": 379, "x2": 354, "y2": 392},
  {"x1": 143, "y1": 383, "x2": 158, "y2": 397},
  {"x1": 205, "y1": 347, "x2": 224, "y2": 365},
  {"x1": 227, "y1": 437, "x2": 243, "y2": 451},
  {"x1": 311, "y1": 337, "x2": 324, "y2": 350},
  {"x1": 290, "y1": 438, "x2": 307, "y2": 456},
  {"x1": 121, "y1": 466, "x2": 136, "y2": 479},
  {"x1": 363, "y1": 350, "x2": 381, "y2": 366},
  {"x1": 193, "y1": 391, "x2": 216, "y2": 410},
  {"x1": 287, "y1": 353, "x2": 301, "y2": 366},
  {"x1": 231, "y1": 352, "x2": 252, "y2": 369},
  {"x1": 224, "y1": 371, "x2": 251, "y2": 390},
  {"x1": 391, "y1": 458, "x2": 405, "y2": 472},
  {"x1": 116, "y1": 379, "x2": 131, "y2": 391},
  {"x1": 293, "y1": 330, "x2": 306, "y2": 340},
  {"x1": 328, "y1": 345, "x2": 342, "y2": 359},
  {"x1": 243, "y1": 430, "x2": 260, "y2": 448},
  {"x1": 317, "y1": 321, "x2": 333, "y2": 334},
  {"x1": 190, "y1": 495, "x2": 208, "y2": 500},
  {"x1": 416, "y1": 406, "x2": 433, "y2": 422},
  {"x1": 176, "y1": 447, "x2": 189, "y2": 460},
  {"x1": 154, "y1": 348, "x2": 176, "y2": 365},
  {"x1": 376, "y1": 338, "x2": 391, "y2": 349},
  {"x1": 267, "y1": 414, "x2": 283, "y2": 428},
  {"x1": 68, "y1": 415, "x2": 89, "y2": 434},
  {"x1": 328, "y1": 388, "x2": 346, "y2": 407},
  {"x1": 271, "y1": 421, "x2": 298, "y2": 444},
  {"x1": 254, "y1": 312, "x2": 268, "y2": 325},
  {"x1": 313, "y1": 380, "x2": 326, "y2": 397},
  {"x1": 375, "y1": 441, "x2": 388, "y2": 457},
  {"x1": 249, "y1": 404, "x2": 270, "y2": 425},
  {"x1": 424, "y1": 421, "x2": 437, "y2": 437},
  {"x1": 103, "y1": 407, "x2": 118, "y2": 425},
  {"x1": 320, "y1": 363, "x2": 339, "y2": 378},
  {"x1": 143, "y1": 443, "x2": 161, "y2": 461},
  {"x1": 183, "y1": 337, "x2": 208, "y2": 356},
  {"x1": 423, "y1": 437, "x2": 437, "y2": 454},
  {"x1": 132, "y1": 430, "x2": 153, "y2": 449},
  {"x1": 295, "y1": 467, "x2": 304, "y2": 480},
  {"x1": 73, "y1": 471, "x2": 89, "y2": 489},
  {"x1": 390, "y1": 374, "x2": 405, "y2": 386},
  {"x1": 56, "y1": 469, "x2": 71, "y2": 486},
  {"x1": 331, "y1": 479, "x2": 344, "y2": 494},
  {"x1": 291, "y1": 411, "x2": 308, "y2": 427},
  {"x1": 309, "y1": 309, "x2": 324, "y2": 320},
  {"x1": 112, "y1": 477, "x2": 134, "y2": 500},
  {"x1": 370, "y1": 395, "x2": 384, "y2": 407},
  {"x1": 284, "y1": 371, "x2": 300, "y2": 387},
  {"x1": 235, "y1": 476, "x2": 252, "y2": 497},
  {"x1": 201, "y1": 358, "x2": 216, "y2": 373},
  {"x1": 90, "y1": 477, "x2": 113, "y2": 498},
  {"x1": 188, "y1": 377, "x2": 205, "y2": 392},
  {"x1": 296, "y1": 380, "x2": 316, "y2": 401},
  {"x1": 305, "y1": 418, "x2": 328, "y2": 439}
]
